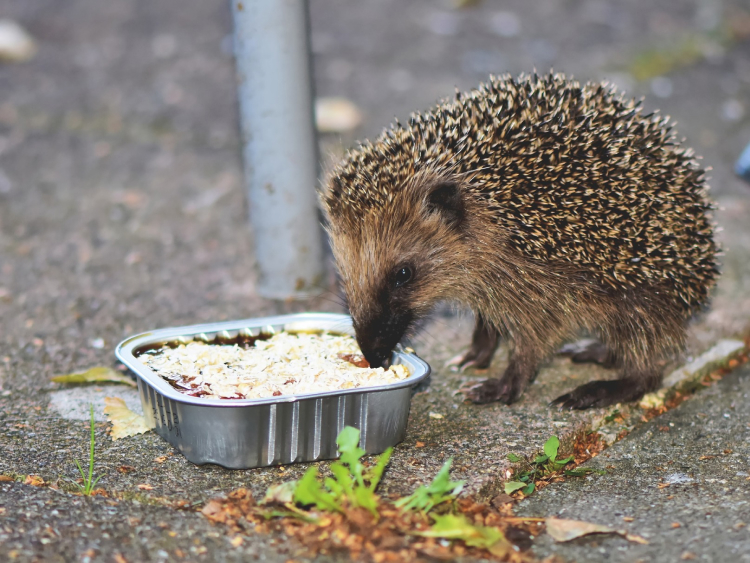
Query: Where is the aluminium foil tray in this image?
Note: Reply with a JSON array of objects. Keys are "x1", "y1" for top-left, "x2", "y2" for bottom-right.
[{"x1": 115, "y1": 313, "x2": 430, "y2": 469}]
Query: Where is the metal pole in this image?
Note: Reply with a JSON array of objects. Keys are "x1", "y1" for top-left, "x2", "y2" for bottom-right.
[{"x1": 230, "y1": 0, "x2": 325, "y2": 299}]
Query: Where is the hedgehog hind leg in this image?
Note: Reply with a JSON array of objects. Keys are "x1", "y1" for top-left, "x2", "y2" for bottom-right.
[
  {"x1": 446, "y1": 313, "x2": 501, "y2": 371},
  {"x1": 566, "y1": 341, "x2": 619, "y2": 368},
  {"x1": 551, "y1": 298, "x2": 686, "y2": 410},
  {"x1": 550, "y1": 369, "x2": 662, "y2": 410}
]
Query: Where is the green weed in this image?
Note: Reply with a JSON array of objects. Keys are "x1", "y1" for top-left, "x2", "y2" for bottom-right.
[
  {"x1": 504, "y1": 435, "x2": 603, "y2": 496},
  {"x1": 72, "y1": 404, "x2": 104, "y2": 495}
]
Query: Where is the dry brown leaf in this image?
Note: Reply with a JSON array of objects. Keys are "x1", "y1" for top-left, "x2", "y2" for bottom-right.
[
  {"x1": 545, "y1": 517, "x2": 648, "y2": 544},
  {"x1": 51, "y1": 366, "x2": 136, "y2": 387},
  {"x1": 103, "y1": 397, "x2": 151, "y2": 440},
  {"x1": 137, "y1": 483, "x2": 153, "y2": 490},
  {"x1": 0, "y1": 20, "x2": 38, "y2": 63},
  {"x1": 0, "y1": 475, "x2": 14, "y2": 482},
  {"x1": 201, "y1": 500, "x2": 228, "y2": 524},
  {"x1": 24, "y1": 475, "x2": 45, "y2": 487},
  {"x1": 315, "y1": 97, "x2": 362, "y2": 133}
]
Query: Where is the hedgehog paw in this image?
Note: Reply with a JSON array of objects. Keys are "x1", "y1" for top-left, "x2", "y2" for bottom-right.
[
  {"x1": 463, "y1": 374, "x2": 525, "y2": 405},
  {"x1": 446, "y1": 315, "x2": 500, "y2": 372},
  {"x1": 558, "y1": 340, "x2": 617, "y2": 368},
  {"x1": 463, "y1": 378, "x2": 506, "y2": 403},
  {"x1": 550, "y1": 379, "x2": 645, "y2": 410}
]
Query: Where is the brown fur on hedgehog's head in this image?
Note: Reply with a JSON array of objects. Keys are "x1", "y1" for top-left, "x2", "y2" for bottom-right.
[{"x1": 324, "y1": 166, "x2": 484, "y2": 367}]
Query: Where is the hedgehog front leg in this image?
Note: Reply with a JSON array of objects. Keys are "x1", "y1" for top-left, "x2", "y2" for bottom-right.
[
  {"x1": 464, "y1": 342, "x2": 541, "y2": 405},
  {"x1": 446, "y1": 313, "x2": 501, "y2": 370}
]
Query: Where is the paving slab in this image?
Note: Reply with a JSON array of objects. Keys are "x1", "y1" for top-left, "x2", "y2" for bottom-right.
[
  {"x1": 0, "y1": 482, "x2": 296, "y2": 563},
  {"x1": 516, "y1": 363, "x2": 750, "y2": 563}
]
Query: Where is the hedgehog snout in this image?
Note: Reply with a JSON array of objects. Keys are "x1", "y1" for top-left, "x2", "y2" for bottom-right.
[
  {"x1": 356, "y1": 329, "x2": 396, "y2": 369},
  {"x1": 353, "y1": 310, "x2": 413, "y2": 369}
]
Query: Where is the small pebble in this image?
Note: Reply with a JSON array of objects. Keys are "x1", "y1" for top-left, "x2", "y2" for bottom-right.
[
  {"x1": 0, "y1": 19, "x2": 37, "y2": 62},
  {"x1": 315, "y1": 97, "x2": 362, "y2": 133}
]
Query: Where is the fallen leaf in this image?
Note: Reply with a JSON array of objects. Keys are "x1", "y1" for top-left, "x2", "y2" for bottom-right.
[
  {"x1": 415, "y1": 441, "x2": 426, "y2": 448},
  {"x1": 154, "y1": 456, "x2": 168, "y2": 464},
  {"x1": 417, "y1": 513, "x2": 512, "y2": 557},
  {"x1": 260, "y1": 480, "x2": 297, "y2": 505},
  {"x1": 545, "y1": 517, "x2": 648, "y2": 544},
  {"x1": 0, "y1": 19, "x2": 37, "y2": 63},
  {"x1": 315, "y1": 97, "x2": 362, "y2": 133},
  {"x1": 681, "y1": 552, "x2": 696, "y2": 560},
  {"x1": 230, "y1": 536, "x2": 244, "y2": 547},
  {"x1": 201, "y1": 500, "x2": 227, "y2": 524},
  {"x1": 428, "y1": 412, "x2": 444, "y2": 419},
  {"x1": 117, "y1": 465, "x2": 136, "y2": 474},
  {"x1": 51, "y1": 366, "x2": 136, "y2": 387},
  {"x1": 0, "y1": 475, "x2": 14, "y2": 482},
  {"x1": 638, "y1": 390, "x2": 666, "y2": 409},
  {"x1": 490, "y1": 493, "x2": 515, "y2": 508},
  {"x1": 103, "y1": 397, "x2": 151, "y2": 440},
  {"x1": 504, "y1": 481, "x2": 526, "y2": 495},
  {"x1": 24, "y1": 475, "x2": 45, "y2": 487},
  {"x1": 113, "y1": 553, "x2": 128, "y2": 563},
  {"x1": 137, "y1": 483, "x2": 153, "y2": 490}
]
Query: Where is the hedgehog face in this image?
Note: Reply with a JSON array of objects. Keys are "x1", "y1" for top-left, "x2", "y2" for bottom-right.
[{"x1": 327, "y1": 178, "x2": 471, "y2": 368}]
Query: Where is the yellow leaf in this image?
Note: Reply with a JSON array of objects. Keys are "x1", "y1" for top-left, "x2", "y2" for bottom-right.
[
  {"x1": 103, "y1": 397, "x2": 151, "y2": 440},
  {"x1": 546, "y1": 517, "x2": 648, "y2": 544},
  {"x1": 51, "y1": 366, "x2": 136, "y2": 387}
]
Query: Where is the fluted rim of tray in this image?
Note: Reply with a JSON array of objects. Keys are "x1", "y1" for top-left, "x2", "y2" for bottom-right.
[{"x1": 115, "y1": 312, "x2": 431, "y2": 407}]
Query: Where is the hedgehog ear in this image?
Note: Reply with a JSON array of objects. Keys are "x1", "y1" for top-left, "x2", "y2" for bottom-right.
[{"x1": 425, "y1": 181, "x2": 464, "y2": 228}]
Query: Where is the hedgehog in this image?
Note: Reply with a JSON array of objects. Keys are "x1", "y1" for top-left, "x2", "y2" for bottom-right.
[{"x1": 322, "y1": 72, "x2": 718, "y2": 410}]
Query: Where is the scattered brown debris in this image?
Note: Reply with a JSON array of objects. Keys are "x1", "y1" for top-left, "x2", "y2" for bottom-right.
[
  {"x1": 201, "y1": 488, "x2": 539, "y2": 562},
  {"x1": 571, "y1": 431, "x2": 606, "y2": 465}
]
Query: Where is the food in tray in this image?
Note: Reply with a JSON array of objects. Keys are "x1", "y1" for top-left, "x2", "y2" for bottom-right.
[{"x1": 137, "y1": 331, "x2": 410, "y2": 400}]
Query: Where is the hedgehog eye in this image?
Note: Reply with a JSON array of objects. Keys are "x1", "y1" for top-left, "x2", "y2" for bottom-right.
[{"x1": 393, "y1": 266, "x2": 413, "y2": 288}]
